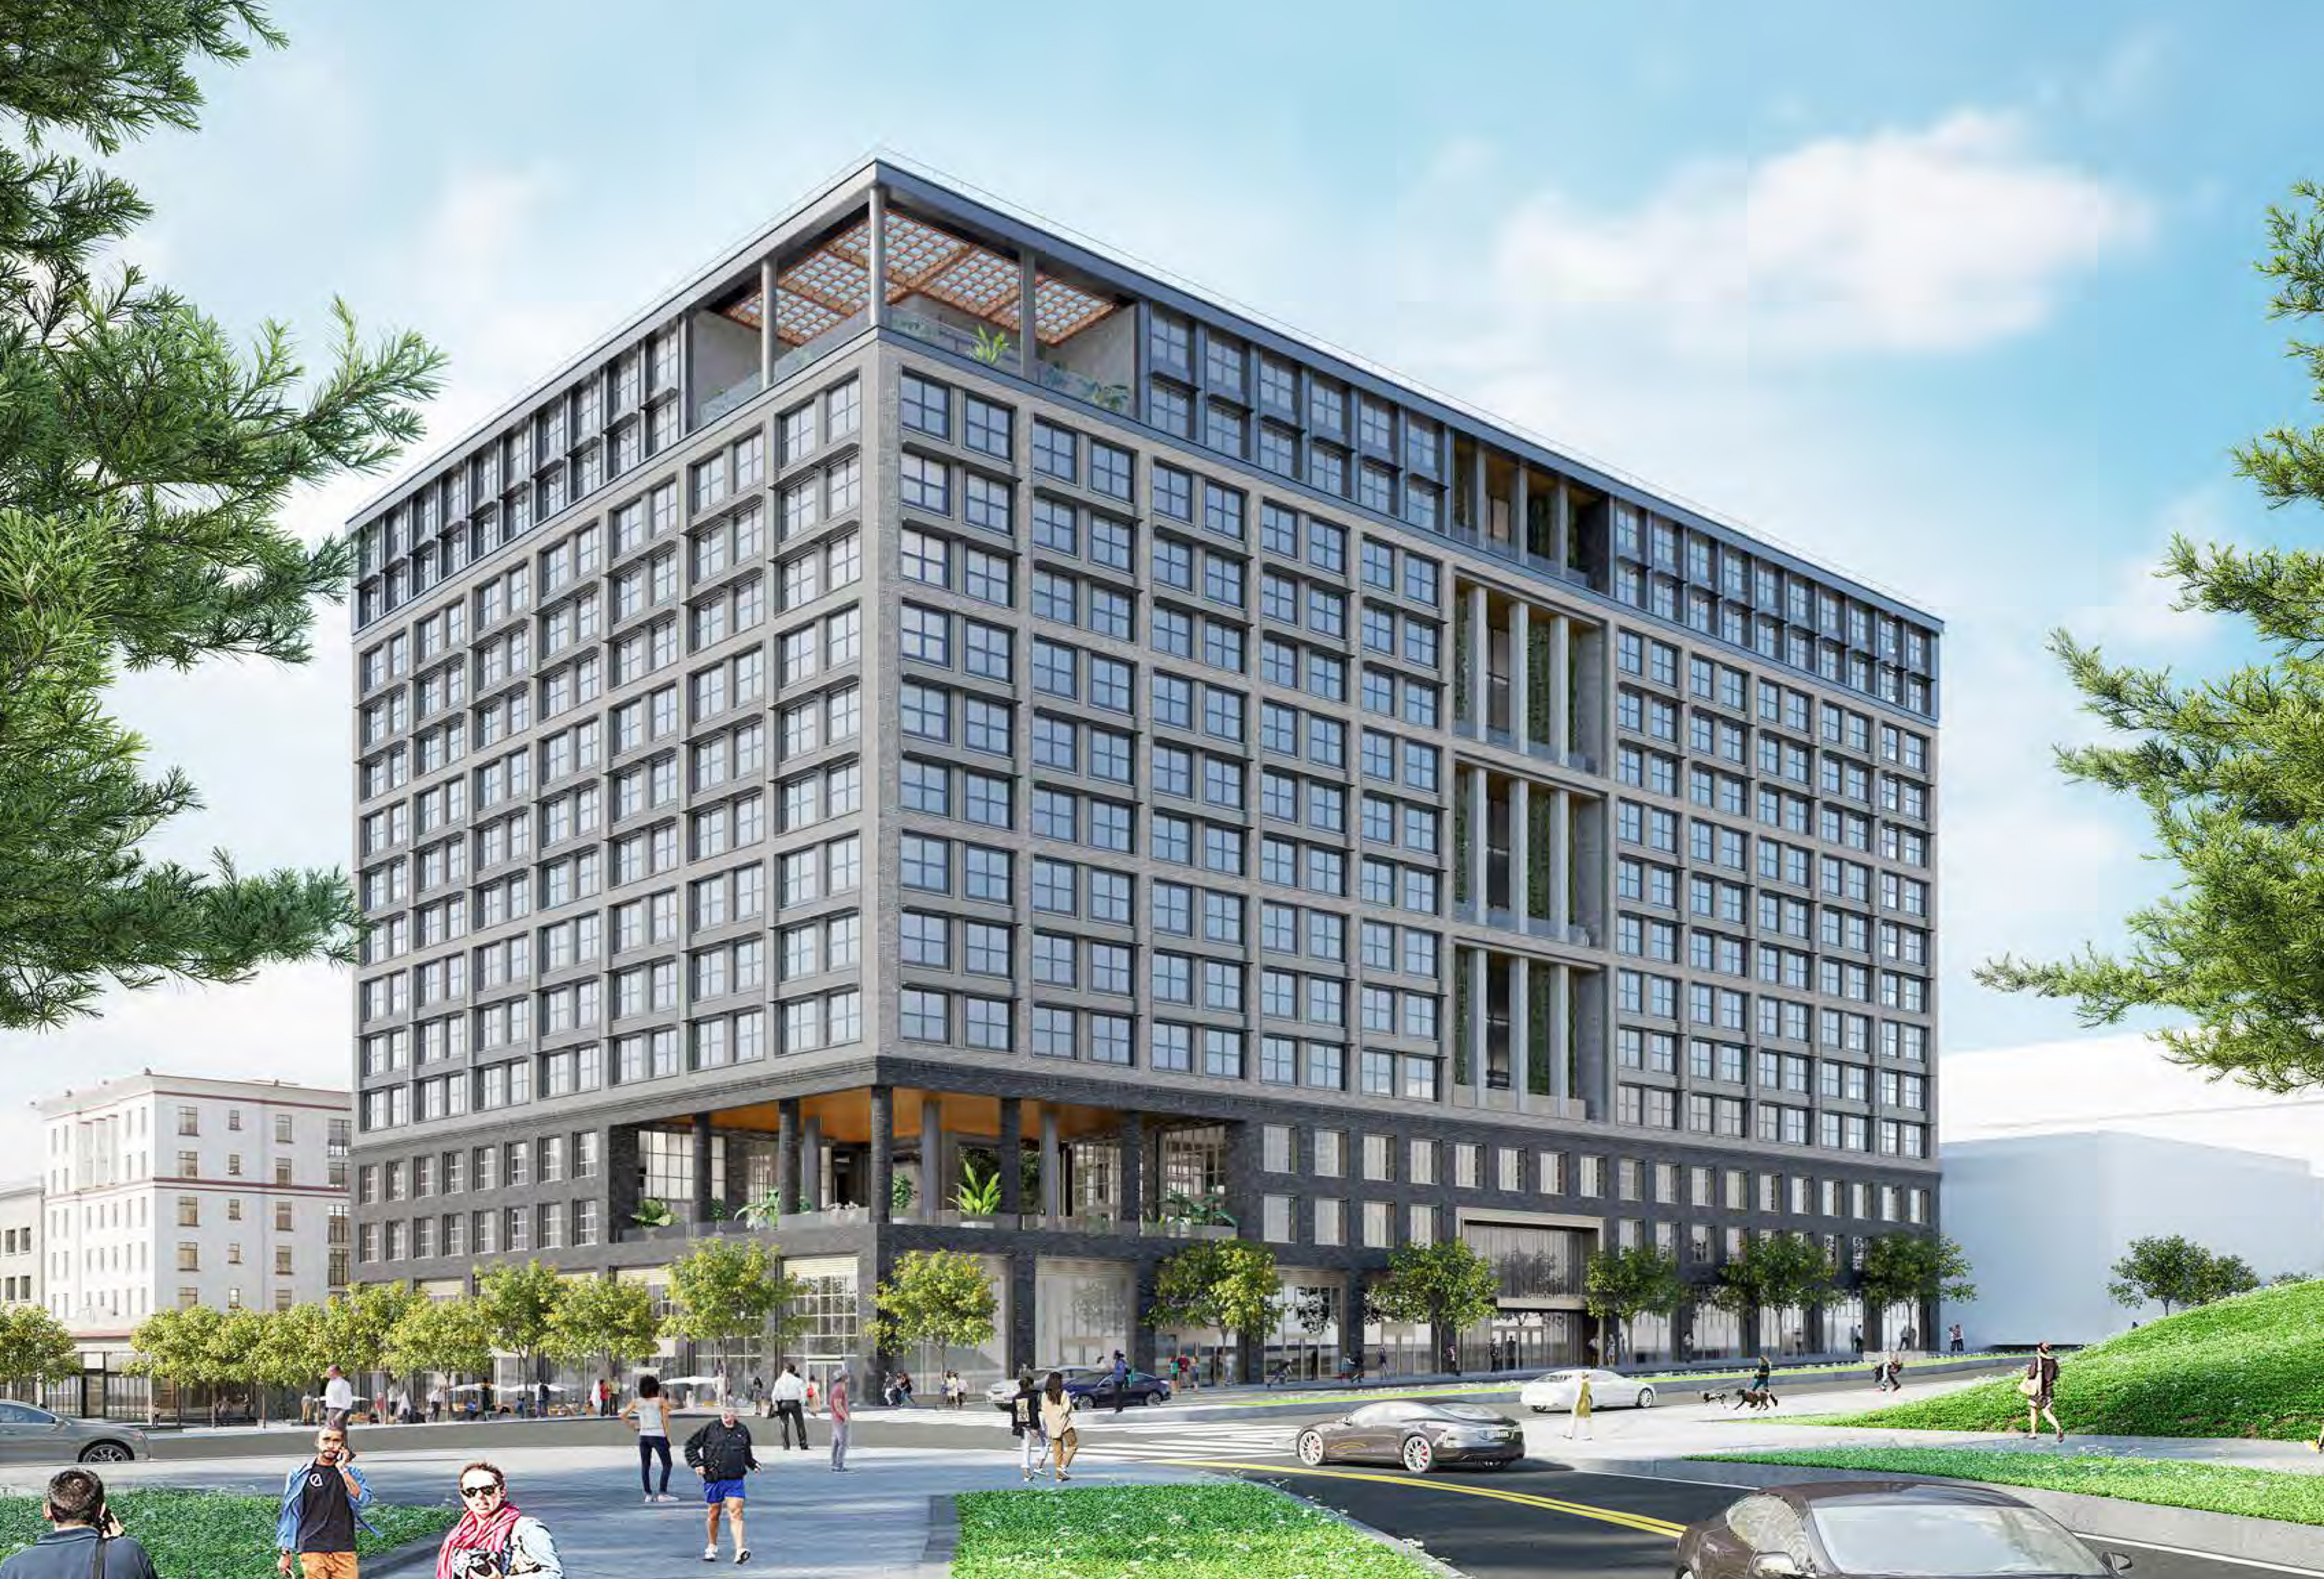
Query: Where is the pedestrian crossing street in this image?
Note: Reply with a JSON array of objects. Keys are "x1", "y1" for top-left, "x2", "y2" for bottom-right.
[{"x1": 1060, "y1": 1418, "x2": 1303, "y2": 1465}]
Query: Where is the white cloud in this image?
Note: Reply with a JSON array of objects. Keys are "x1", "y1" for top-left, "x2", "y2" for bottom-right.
[{"x1": 1491, "y1": 109, "x2": 2152, "y2": 360}]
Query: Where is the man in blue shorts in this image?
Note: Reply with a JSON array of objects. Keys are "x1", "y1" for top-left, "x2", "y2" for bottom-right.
[{"x1": 684, "y1": 1400, "x2": 759, "y2": 1564}]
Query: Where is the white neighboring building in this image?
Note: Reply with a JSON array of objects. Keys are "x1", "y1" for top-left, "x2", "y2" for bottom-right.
[
  {"x1": 40, "y1": 1074, "x2": 352, "y2": 1361},
  {"x1": 1941, "y1": 1035, "x2": 2324, "y2": 1347},
  {"x1": 0, "y1": 1179, "x2": 40, "y2": 1309}
]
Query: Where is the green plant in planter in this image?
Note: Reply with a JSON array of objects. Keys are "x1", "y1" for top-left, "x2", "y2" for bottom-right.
[
  {"x1": 632, "y1": 1197, "x2": 675, "y2": 1229},
  {"x1": 955, "y1": 1162, "x2": 1003, "y2": 1216},
  {"x1": 971, "y1": 325, "x2": 1011, "y2": 365},
  {"x1": 1158, "y1": 1189, "x2": 1237, "y2": 1229},
  {"x1": 1092, "y1": 382, "x2": 1131, "y2": 413},
  {"x1": 706, "y1": 1198, "x2": 732, "y2": 1222},
  {"x1": 892, "y1": 1173, "x2": 917, "y2": 1214},
  {"x1": 737, "y1": 1189, "x2": 784, "y2": 1229}
]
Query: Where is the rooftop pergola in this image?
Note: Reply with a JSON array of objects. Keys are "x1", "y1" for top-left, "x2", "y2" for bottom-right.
[{"x1": 720, "y1": 209, "x2": 1120, "y2": 348}]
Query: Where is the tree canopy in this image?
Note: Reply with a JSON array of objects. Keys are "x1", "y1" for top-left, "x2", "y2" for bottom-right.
[
  {"x1": 874, "y1": 1249, "x2": 1000, "y2": 1356},
  {"x1": 545, "y1": 1276, "x2": 662, "y2": 1375},
  {"x1": 1582, "y1": 1245, "x2": 1686, "y2": 1363},
  {"x1": 1141, "y1": 1239, "x2": 1280, "y2": 1339},
  {"x1": 0, "y1": 0, "x2": 443, "y2": 1030},
  {"x1": 1859, "y1": 1233, "x2": 1977, "y2": 1315},
  {"x1": 474, "y1": 1262, "x2": 565, "y2": 1375},
  {"x1": 664, "y1": 1239, "x2": 808, "y2": 1352},
  {"x1": 1979, "y1": 181, "x2": 2324, "y2": 1094},
  {"x1": 0, "y1": 1305, "x2": 81, "y2": 1387},
  {"x1": 1367, "y1": 1240, "x2": 1500, "y2": 1351},
  {"x1": 2108, "y1": 1234, "x2": 2258, "y2": 1316}
]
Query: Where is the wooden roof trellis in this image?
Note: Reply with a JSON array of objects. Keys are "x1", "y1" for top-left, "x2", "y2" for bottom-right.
[{"x1": 718, "y1": 209, "x2": 1119, "y2": 348}]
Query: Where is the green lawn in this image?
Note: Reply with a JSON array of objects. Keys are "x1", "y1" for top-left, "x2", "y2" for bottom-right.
[
  {"x1": 1693, "y1": 1446, "x2": 2324, "y2": 1527},
  {"x1": 0, "y1": 1488, "x2": 455, "y2": 1572},
  {"x1": 951, "y1": 1483, "x2": 1435, "y2": 1578},
  {"x1": 1829, "y1": 1279, "x2": 2324, "y2": 1440}
]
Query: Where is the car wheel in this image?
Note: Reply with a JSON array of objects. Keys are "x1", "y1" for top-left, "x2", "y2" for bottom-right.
[
  {"x1": 1140, "y1": 1391, "x2": 1160, "y2": 1407},
  {"x1": 1529, "y1": 1404, "x2": 1549, "y2": 1414},
  {"x1": 1295, "y1": 1430, "x2": 1327, "y2": 1466},
  {"x1": 78, "y1": 1443, "x2": 131, "y2": 1464},
  {"x1": 1400, "y1": 1435, "x2": 1435, "y2": 1474},
  {"x1": 1636, "y1": 1385, "x2": 1656, "y2": 1409}
]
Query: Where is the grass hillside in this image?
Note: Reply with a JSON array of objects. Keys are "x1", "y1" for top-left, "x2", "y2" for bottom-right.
[{"x1": 1834, "y1": 1279, "x2": 2324, "y2": 1440}]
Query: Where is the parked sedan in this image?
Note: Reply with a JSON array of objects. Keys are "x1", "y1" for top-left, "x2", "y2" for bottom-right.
[
  {"x1": 0, "y1": 1401, "x2": 147, "y2": 1464},
  {"x1": 1294, "y1": 1400, "x2": 1525, "y2": 1474},
  {"x1": 1518, "y1": 1368, "x2": 1657, "y2": 1413},
  {"x1": 1677, "y1": 1482, "x2": 2129, "y2": 1578}
]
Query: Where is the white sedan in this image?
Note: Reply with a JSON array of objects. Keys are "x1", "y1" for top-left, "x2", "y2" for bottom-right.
[{"x1": 1518, "y1": 1368, "x2": 1657, "y2": 1413}]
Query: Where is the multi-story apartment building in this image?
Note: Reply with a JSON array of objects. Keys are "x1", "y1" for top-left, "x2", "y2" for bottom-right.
[
  {"x1": 40, "y1": 1076, "x2": 353, "y2": 1361},
  {"x1": 0, "y1": 1179, "x2": 41, "y2": 1310},
  {"x1": 346, "y1": 157, "x2": 1940, "y2": 1386}
]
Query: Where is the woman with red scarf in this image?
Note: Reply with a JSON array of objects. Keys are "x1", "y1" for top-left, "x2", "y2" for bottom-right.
[{"x1": 435, "y1": 1463, "x2": 562, "y2": 1578}]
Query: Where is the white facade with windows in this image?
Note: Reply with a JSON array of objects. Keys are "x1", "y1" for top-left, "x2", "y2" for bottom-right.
[
  {"x1": 0, "y1": 1179, "x2": 40, "y2": 1309},
  {"x1": 38, "y1": 1075, "x2": 351, "y2": 1356}
]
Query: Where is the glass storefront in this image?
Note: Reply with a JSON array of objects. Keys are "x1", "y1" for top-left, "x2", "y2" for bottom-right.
[{"x1": 1034, "y1": 1258, "x2": 1131, "y2": 1369}]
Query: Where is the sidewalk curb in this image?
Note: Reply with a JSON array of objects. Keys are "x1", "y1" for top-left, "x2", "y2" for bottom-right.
[
  {"x1": 917, "y1": 1492, "x2": 959, "y2": 1577},
  {"x1": 1283, "y1": 1488, "x2": 1461, "y2": 1578},
  {"x1": 360, "y1": 1533, "x2": 447, "y2": 1578},
  {"x1": 1583, "y1": 1456, "x2": 2324, "y2": 1573}
]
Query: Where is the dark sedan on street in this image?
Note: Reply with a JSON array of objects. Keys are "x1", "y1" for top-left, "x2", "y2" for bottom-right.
[
  {"x1": 1677, "y1": 1482, "x2": 2131, "y2": 1578},
  {"x1": 1294, "y1": 1400, "x2": 1525, "y2": 1474}
]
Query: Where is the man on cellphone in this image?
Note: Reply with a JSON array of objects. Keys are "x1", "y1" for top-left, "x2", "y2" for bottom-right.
[
  {"x1": 275, "y1": 1425, "x2": 376, "y2": 1578},
  {"x1": 0, "y1": 1469, "x2": 159, "y2": 1579}
]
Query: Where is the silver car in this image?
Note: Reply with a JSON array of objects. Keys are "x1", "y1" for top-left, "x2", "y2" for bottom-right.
[{"x1": 0, "y1": 1400, "x2": 147, "y2": 1463}]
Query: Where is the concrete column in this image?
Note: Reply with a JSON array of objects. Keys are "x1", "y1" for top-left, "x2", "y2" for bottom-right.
[
  {"x1": 1511, "y1": 776, "x2": 1531, "y2": 930},
  {"x1": 758, "y1": 259, "x2": 775, "y2": 387},
  {"x1": 1040, "y1": 1108, "x2": 1063, "y2": 1219},
  {"x1": 1469, "y1": 443, "x2": 1487, "y2": 536},
  {"x1": 775, "y1": 1099, "x2": 800, "y2": 1219},
  {"x1": 1552, "y1": 478, "x2": 1571, "y2": 572},
  {"x1": 1465, "y1": 583, "x2": 1487, "y2": 730},
  {"x1": 919, "y1": 1094, "x2": 943, "y2": 1223},
  {"x1": 1465, "y1": 946, "x2": 1488, "y2": 1107},
  {"x1": 998, "y1": 1099, "x2": 1024, "y2": 1220},
  {"x1": 1119, "y1": 1111, "x2": 1144, "y2": 1226},
  {"x1": 1466, "y1": 765, "x2": 1488, "y2": 917},
  {"x1": 1549, "y1": 613, "x2": 1572, "y2": 762},
  {"x1": 690, "y1": 1113, "x2": 714, "y2": 1225},
  {"x1": 1550, "y1": 789, "x2": 1572, "y2": 936},
  {"x1": 1513, "y1": 464, "x2": 1529, "y2": 556},
  {"x1": 868, "y1": 1086, "x2": 893, "y2": 1224},
  {"x1": 1510, "y1": 953, "x2": 1532, "y2": 1105},
  {"x1": 866, "y1": 185, "x2": 889, "y2": 331},
  {"x1": 799, "y1": 1117, "x2": 823, "y2": 1213},
  {"x1": 1511, "y1": 598, "x2": 1531, "y2": 749},
  {"x1": 1549, "y1": 965, "x2": 1572, "y2": 1110}
]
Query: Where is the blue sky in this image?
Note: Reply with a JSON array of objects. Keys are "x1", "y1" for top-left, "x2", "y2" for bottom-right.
[{"x1": 7, "y1": 0, "x2": 2319, "y2": 1148}]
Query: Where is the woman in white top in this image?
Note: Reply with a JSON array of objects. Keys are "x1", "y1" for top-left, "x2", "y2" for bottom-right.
[{"x1": 621, "y1": 1374, "x2": 676, "y2": 1502}]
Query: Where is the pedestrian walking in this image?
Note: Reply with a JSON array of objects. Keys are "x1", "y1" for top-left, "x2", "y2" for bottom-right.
[
  {"x1": 1565, "y1": 1372, "x2": 1593, "y2": 1440},
  {"x1": 322, "y1": 1365, "x2": 356, "y2": 1431},
  {"x1": 746, "y1": 1375, "x2": 765, "y2": 1419},
  {"x1": 622, "y1": 1375, "x2": 677, "y2": 1503},
  {"x1": 1108, "y1": 1350, "x2": 1130, "y2": 1414},
  {"x1": 1038, "y1": 1371, "x2": 1078, "y2": 1481},
  {"x1": 684, "y1": 1402, "x2": 759, "y2": 1565},
  {"x1": 1753, "y1": 1354, "x2": 1772, "y2": 1394},
  {"x1": 2020, "y1": 1340, "x2": 2066, "y2": 1444},
  {"x1": 942, "y1": 1369, "x2": 962, "y2": 1409},
  {"x1": 827, "y1": 1373, "x2": 852, "y2": 1472},
  {"x1": 770, "y1": 1362, "x2": 810, "y2": 1450},
  {"x1": 275, "y1": 1425, "x2": 375, "y2": 1578},
  {"x1": 1849, "y1": 1325, "x2": 1864, "y2": 1356},
  {"x1": 0, "y1": 1470, "x2": 159, "y2": 1579},
  {"x1": 1008, "y1": 1372, "x2": 1046, "y2": 1483},
  {"x1": 429, "y1": 1381, "x2": 447, "y2": 1424},
  {"x1": 437, "y1": 1461, "x2": 562, "y2": 1578},
  {"x1": 533, "y1": 1379, "x2": 550, "y2": 1419},
  {"x1": 1949, "y1": 1323, "x2": 1965, "y2": 1354}
]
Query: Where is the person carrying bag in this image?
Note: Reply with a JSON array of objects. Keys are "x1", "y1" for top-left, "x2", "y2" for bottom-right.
[{"x1": 1038, "y1": 1371, "x2": 1079, "y2": 1481}]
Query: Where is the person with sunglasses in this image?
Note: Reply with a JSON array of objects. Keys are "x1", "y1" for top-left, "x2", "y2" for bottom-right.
[{"x1": 436, "y1": 1463, "x2": 561, "y2": 1579}]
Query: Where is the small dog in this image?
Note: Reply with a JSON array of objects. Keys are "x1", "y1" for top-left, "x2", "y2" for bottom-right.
[{"x1": 1703, "y1": 1387, "x2": 1781, "y2": 1412}]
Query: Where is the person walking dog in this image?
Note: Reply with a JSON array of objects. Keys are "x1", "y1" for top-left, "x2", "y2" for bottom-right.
[
  {"x1": 2021, "y1": 1340, "x2": 2065, "y2": 1443},
  {"x1": 684, "y1": 1402, "x2": 760, "y2": 1564},
  {"x1": 436, "y1": 1462, "x2": 561, "y2": 1578}
]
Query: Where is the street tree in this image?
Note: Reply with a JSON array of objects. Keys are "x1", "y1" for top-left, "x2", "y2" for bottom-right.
[
  {"x1": 874, "y1": 1250, "x2": 1001, "y2": 1365},
  {"x1": 0, "y1": 0, "x2": 444, "y2": 1031},
  {"x1": 129, "y1": 1305, "x2": 226, "y2": 1420},
  {"x1": 385, "y1": 1297, "x2": 494, "y2": 1394},
  {"x1": 546, "y1": 1276, "x2": 663, "y2": 1385},
  {"x1": 207, "y1": 1307, "x2": 270, "y2": 1422},
  {"x1": 475, "y1": 1262, "x2": 566, "y2": 1390},
  {"x1": 2195, "y1": 1252, "x2": 2261, "y2": 1307},
  {"x1": 248, "y1": 1303, "x2": 328, "y2": 1427},
  {"x1": 1858, "y1": 1234, "x2": 1978, "y2": 1344},
  {"x1": 0, "y1": 1306, "x2": 81, "y2": 1394},
  {"x1": 1143, "y1": 1239, "x2": 1280, "y2": 1381},
  {"x1": 2108, "y1": 1234, "x2": 2225, "y2": 1316},
  {"x1": 1979, "y1": 180, "x2": 2324, "y2": 1095},
  {"x1": 665, "y1": 1239, "x2": 808, "y2": 1376},
  {"x1": 322, "y1": 1284, "x2": 418, "y2": 1397},
  {"x1": 1582, "y1": 1245, "x2": 1686, "y2": 1366},
  {"x1": 1368, "y1": 1241, "x2": 1501, "y2": 1372},
  {"x1": 1709, "y1": 1233, "x2": 1834, "y2": 1356}
]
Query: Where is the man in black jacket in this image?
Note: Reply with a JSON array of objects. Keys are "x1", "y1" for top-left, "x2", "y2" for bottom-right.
[
  {"x1": 685, "y1": 1402, "x2": 760, "y2": 1564},
  {"x1": 0, "y1": 1470, "x2": 160, "y2": 1579}
]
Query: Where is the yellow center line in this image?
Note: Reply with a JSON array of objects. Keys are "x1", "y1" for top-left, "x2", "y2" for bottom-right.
[{"x1": 1170, "y1": 1459, "x2": 1688, "y2": 1539}]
